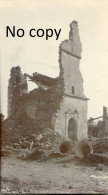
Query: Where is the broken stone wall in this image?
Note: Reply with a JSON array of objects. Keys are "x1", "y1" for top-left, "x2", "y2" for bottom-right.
[
  {"x1": 105, "y1": 118, "x2": 108, "y2": 135},
  {"x1": 88, "y1": 107, "x2": 108, "y2": 138},
  {"x1": 10, "y1": 84, "x2": 63, "y2": 132},
  {"x1": 103, "y1": 106, "x2": 108, "y2": 136},
  {"x1": 8, "y1": 66, "x2": 28, "y2": 117},
  {"x1": 97, "y1": 106, "x2": 108, "y2": 137}
]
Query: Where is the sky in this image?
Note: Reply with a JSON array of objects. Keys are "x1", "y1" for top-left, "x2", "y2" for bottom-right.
[{"x1": 0, "y1": 0, "x2": 108, "y2": 119}]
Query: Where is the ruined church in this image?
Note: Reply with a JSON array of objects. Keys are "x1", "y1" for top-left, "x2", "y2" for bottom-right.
[{"x1": 8, "y1": 21, "x2": 88, "y2": 140}]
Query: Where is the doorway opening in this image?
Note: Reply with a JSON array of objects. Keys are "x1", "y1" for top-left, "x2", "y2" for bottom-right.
[{"x1": 68, "y1": 118, "x2": 77, "y2": 140}]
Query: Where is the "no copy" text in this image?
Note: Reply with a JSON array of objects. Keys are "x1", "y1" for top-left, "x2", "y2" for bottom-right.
[{"x1": 6, "y1": 26, "x2": 62, "y2": 40}]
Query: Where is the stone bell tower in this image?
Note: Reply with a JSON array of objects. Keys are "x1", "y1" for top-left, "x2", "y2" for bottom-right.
[
  {"x1": 59, "y1": 20, "x2": 85, "y2": 98},
  {"x1": 54, "y1": 21, "x2": 88, "y2": 140}
]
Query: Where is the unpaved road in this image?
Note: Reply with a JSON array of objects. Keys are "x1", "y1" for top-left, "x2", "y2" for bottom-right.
[{"x1": 1, "y1": 156, "x2": 108, "y2": 194}]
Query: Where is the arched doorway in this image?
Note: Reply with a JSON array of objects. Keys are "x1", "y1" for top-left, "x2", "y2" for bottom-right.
[{"x1": 68, "y1": 118, "x2": 77, "y2": 140}]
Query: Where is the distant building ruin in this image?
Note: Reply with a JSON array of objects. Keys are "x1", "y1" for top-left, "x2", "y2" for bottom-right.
[
  {"x1": 103, "y1": 106, "x2": 108, "y2": 134},
  {"x1": 7, "y1": 21, "x2": 88, "y2": 140},
  {"x1": 88, "y1": 106, "x2": 108, "y2": 137}
]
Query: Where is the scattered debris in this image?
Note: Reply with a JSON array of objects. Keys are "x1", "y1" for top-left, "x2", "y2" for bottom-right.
[
  {"x1": 74, "y1": 154, "x2": 108, "y2": 166},
  {"x1": 1, "y1": 148, "x2": 13, "y2": 157},
  {"x1": 92, "y1": 137, "x2": 108, "y2": 154},
  {"x1": 23, "y1": 150, "x2": 46, "y2": 161},
  {"x1": 46, "y1": 152, "x2": 63, "y2": 160},
  {"x1": 62, "y1": 163, "x2": 69, "y2": 168},
  {"x1": 20, "y1": 141, "x2": 31, "y2": 149},
  {"x1": 94, "y1": 164, "x2": 104, "y2": 171}
]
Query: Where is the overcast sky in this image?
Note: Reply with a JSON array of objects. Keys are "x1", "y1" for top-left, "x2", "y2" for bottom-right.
[{"x1": 0, "y1": 0, "x2": 108, "y2": 119}]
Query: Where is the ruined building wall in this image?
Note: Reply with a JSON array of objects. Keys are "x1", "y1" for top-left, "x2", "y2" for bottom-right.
[
  {"x1": 8, "y1": 66, "x2": 28, "y2": 117},
  {"x1": 88, "y1": 106, "x2": 108, "y2": 138},
  {"x1": 105, "y1": 119, "x2": 108, "y2": 135},
  {"x1": 103, "y1": 106, "x2": 108, "y2": 136},
  {"x1": 7, "y1": 69, "x2": 63, "y2": 131},
  {"x1": 97, "y1": 106, "x2": 108, "y2": 137},
  {"x1": 7, "y1": 21, "x2": 88, "y2": 141},
  {"x1": 53, "y1": 21, "x2": 88, "y2": 139},
  {"x1": 10, "y1": 85, "x2": 63, "y2": 131}
]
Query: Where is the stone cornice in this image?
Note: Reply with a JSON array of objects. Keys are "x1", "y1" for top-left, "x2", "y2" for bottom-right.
[
  {"x1": 61, "y1": 48, "x2": 81, "y2": 59},
  {"x1": 64, "y1": 93, "x2": 89, "y2": 100}
]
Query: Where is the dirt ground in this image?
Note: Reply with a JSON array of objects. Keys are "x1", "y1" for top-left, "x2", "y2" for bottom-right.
[{"x1": 1, "y1": 151, "x2": 108, "y2": 194}]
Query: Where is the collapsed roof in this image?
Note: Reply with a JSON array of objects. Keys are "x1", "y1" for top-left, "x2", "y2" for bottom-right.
[{"x1": 24, "y1": 72, "x2": 59, "y2": 88}]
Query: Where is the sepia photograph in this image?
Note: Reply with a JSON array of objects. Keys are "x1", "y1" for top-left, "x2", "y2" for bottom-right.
[{"x1": 0, "y1": 0, "x2": 108, "y2": 194}]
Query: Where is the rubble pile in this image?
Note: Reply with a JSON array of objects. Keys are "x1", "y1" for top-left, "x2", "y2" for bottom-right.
[
  {"x1": 23, "y1": 150, "x2": 46, "y2": 161},
  {"x1": 2, "y1": 119, "x2": 37, "y2": 147},
  {"x1": 1, "y1": 125, "x2": 68, "y2": 156},
  {"x1": 30, "y1": 129, "x2": 65, "y2": 154},
  {"x1": 92, "y1": 137, "x2": 108, "y2": 154},
  {"x1": 71, "y1": 154, "x2": 108, "y2": 166}
]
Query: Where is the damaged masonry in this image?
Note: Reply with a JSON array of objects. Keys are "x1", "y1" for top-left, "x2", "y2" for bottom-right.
[
  {"x1": 7, "y1": 20, "x2": 89, "y2": 141},
  {"x1": 2, "y1": 20, "x2": 108, "y2": 194}
]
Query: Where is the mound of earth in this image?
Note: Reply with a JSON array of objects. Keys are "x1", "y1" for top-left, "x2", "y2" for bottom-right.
[{"x1": 22, "y1": 150, "x2": 46, "y2": 161}]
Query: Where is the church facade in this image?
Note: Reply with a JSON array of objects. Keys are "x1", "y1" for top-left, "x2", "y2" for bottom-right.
[{"x1": 8, "y1": 21, "x2": 88, "y2": 140}]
